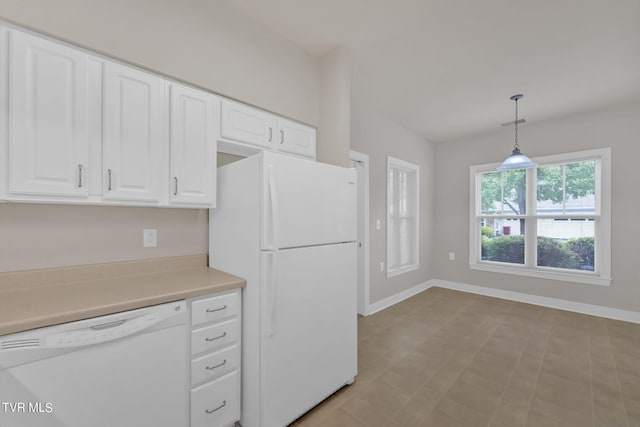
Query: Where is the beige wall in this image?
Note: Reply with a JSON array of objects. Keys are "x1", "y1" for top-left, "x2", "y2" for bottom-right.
[
  {"x1": 0, "y1": 204, "x2": 208, "y2": 271},
  {"x1": 0, "y1": 1, "x2": 322, "y2": 272},
  {"x1": 317, "y1": 47, "x2": 351, "y2": 167},
  {"x1": 433, "y1": 101, "x2": 640, "y2": 312},
  {"x1": 351, "y1": 105, "x2": 435, "y2": 304}
]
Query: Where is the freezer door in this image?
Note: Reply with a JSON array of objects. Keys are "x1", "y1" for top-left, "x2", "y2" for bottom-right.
[
  {"x1": 260, "y1": 243, "x2": 357, "y2": 427},
  {"x1": 261, "y1": 153, "x2": 356, "y2": 250}
]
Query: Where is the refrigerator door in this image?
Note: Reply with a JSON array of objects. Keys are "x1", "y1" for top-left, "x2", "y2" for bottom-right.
[
  {"x1": 261, "y1": 152, "x2": 357, "y2": 250},
  {"x1": 260, "y1": 243, "x2": 357, "y2": 427}
]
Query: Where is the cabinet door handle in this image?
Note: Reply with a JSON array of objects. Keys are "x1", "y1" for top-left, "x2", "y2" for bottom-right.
[
  {"x1": 268, "y1": 126, "x2": 273, "y2": 142},
  {"x1": 206, "y1": 305, "x2": 227, "y2": 313},
  {"x1": 107, "y1": 169, "x2": 112, "y2": 191},
  {"x1": 280, "y1": 129, "x2": 284, "y2": 144},
  {"x1": 205, "y1": 332, "x2": 227, "y2": 342},
  {"x1": 206, "y1": 359, "x2": 227, "y2": 371},
  {"x1": 78, "y1": 164, "x2": 84, "y2": 188},
  {"x1": 205, "y1": 400, "x2": 226, "y2": 414},
  {"x1": 173, "y1": 177, "x2": 178, "y2": 196}
]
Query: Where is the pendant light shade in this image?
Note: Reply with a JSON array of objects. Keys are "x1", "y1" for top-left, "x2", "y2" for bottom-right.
[
  {"x1": 497, "y1": 94, "x2": 538, "y2": 171},
  {"x1": 497, "y1": 147, "x2": 539, "y2": 171}
]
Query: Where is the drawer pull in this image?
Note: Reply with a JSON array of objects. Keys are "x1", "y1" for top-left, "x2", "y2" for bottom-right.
[
  {"x1": 206, "y1": 305, "x2": 227, "y2": 313},
  {"x1": 206, "y1": 359, "x2": 227, "y2": 371},
  {"x1": 205, "y1": 400, "x2": 226, "y2": 414},
  {"x1": 205, "y1": 332, "x2": 227, "y2": 342}
]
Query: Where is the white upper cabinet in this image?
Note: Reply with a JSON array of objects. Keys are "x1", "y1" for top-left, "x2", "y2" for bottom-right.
[
  {"x1": 8, "y1": 29, "x2": 89, "y2": 197},
  {"x1": 276, "y1": 117, "x2": 316, "y2": 158},
  {"x1": 221, "y1": 99, "x2": 275, "y2": 150},
  {"x1": 220, "y1": 99, "x2": 316, "y2": 160},
  {"x1": 169, "y1": 82, "x2": 218, "y2": 207},
  {"x1": 102, "y1": 61, "x2": 166, "y2": 202},
  {"x1": 0, "y1": 22, "x2": 321, "y2": 207}
]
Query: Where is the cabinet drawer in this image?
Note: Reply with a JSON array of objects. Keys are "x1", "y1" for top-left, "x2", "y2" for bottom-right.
[
  {"x1": 191, "y1": 291, "x2": 239, "y2": 327},
  {"x1": 191, "y1": 319, "x2": 238, "y2": 355},
  {"x1": 191, "y1": 344, "x2": 239, "y2": 386},
  {"x1": 191, "y1": 371, "x2": 239, "y2": 427}
]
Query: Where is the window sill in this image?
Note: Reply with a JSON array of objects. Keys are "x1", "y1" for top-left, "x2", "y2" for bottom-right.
[
  {"x1": 469, "y1": 262, "x2": 611, "y2": 286},
  {"x1": 386, "y1": 264, "x2": 419, "y2": 278}
]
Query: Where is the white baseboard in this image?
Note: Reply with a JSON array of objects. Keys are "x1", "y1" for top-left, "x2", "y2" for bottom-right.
[
  {"x1": 366, "y1": 281, "x2": 433, "y2": 316},
  {"x1": 428, "y1": 279, "x2": 640, "y2": 324}
]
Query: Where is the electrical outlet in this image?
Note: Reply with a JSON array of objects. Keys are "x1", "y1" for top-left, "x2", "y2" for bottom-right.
[
  {"x1": 143, "y1": 229, "x2": 157, "y2": 248},
  {"x1": 449, "y1": 252, "x2": 455, "y2": 261},
  {"x1": 379, "y1": 261, "x2": 385, "y2": 272},
  {"x1": 376, "y1": 220, "x2": 381, "y2": 231}
]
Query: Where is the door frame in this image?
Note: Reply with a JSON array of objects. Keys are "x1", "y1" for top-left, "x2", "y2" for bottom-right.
[{"x1": 349, "y1": 150, "x2": 371, "y2": 316}]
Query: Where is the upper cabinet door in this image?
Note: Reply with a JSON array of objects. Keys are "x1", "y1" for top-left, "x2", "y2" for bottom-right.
[
  {"x1": 221, "y1": 99, "x2": 275, "y2": 149},
  {"x1": 103, "y1": 61, "x2": 165, "y2": 202},
  {"x1": 9, "y1": 30, "x2": 89, "y2": 197},
  {"x1": 276, "y1": 118, "x2": 316, "y2": 159},
  {"x1": 169, "y1": 82, "x2": 218, "y2": 207}
]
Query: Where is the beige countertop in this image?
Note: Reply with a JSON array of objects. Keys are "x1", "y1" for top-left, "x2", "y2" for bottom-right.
[{"x1": 0, "y1": 255, "x2": 245, "y2": 336}]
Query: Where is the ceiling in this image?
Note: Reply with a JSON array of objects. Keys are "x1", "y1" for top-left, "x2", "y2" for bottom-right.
[{"x1": 223, "y1": 0, "x2": 640, "y2": 143}]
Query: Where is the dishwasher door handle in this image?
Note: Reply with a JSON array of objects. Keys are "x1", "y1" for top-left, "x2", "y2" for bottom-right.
[{"x1": 91, "y1": 319, "x2": 126, "y2": 331}]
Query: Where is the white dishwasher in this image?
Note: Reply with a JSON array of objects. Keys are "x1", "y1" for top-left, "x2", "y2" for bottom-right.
[{"x1": 0, "y1": 300, "x2": 188, "y2": 427}]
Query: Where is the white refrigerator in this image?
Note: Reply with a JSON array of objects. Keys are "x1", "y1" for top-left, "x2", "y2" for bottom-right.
[{"x1": 210, "y1": 151, "x2": 357, "y2": 427}]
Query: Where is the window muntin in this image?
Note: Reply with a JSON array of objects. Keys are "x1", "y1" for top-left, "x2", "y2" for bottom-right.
[
  {"x1": 470, "y1": 149, "x2": 610, "y2": 286},
  {"x1": 387, "y1": 156, "x2": 419, "y2": 277}
]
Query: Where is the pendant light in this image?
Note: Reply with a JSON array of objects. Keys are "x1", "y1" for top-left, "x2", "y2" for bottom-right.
[{"x1": 497, "y1": 94, "x2": 538, "y2": 171}]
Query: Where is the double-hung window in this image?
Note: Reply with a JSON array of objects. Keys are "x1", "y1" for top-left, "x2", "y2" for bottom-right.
[
  {"x1": 469, "y1": 148, "x2": 611, "y2": 286},
  {"x1": 387, "y1": 156, "x2": 420, "y2": 277}
]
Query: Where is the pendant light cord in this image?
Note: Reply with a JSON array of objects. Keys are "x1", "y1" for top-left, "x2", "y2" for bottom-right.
[{"x1": 514, "y1": 97, "x2": 519, "y2": 151}]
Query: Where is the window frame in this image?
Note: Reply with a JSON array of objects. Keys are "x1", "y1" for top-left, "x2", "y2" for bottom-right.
[
  {"x1": 469, "y1": 148, "x2": 611, "y2": 286},
  {"x1": 386, "y1": 156, "x2": 420, "y2": 278}
]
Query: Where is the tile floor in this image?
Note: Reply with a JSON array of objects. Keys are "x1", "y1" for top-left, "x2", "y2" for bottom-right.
[{"x1": 293, "y1": 287, "x2": 640, "y2": 427}]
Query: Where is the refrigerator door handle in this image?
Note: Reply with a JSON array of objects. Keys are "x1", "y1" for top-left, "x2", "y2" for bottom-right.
[
  {"x1": 266, "y1": 251, "x2": 279, "y2": 337},
  {"x1": 266, "y1": 165, "x2": 279, "y2": 250}
]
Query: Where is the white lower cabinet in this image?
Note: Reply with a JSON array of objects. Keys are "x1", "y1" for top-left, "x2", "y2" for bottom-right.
[
  {"x1": 191, "y1": 319, "x2": 239, "y2": 355},
  {"x1": 191, "y1": 344, "x2": 239, "y2": 385},
  {"x1": 191, "y1": 371, "x2": 240, "y2": 427},
  {"x1": 189, "y1": 289, "x2": 241, "y2": 427}
]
